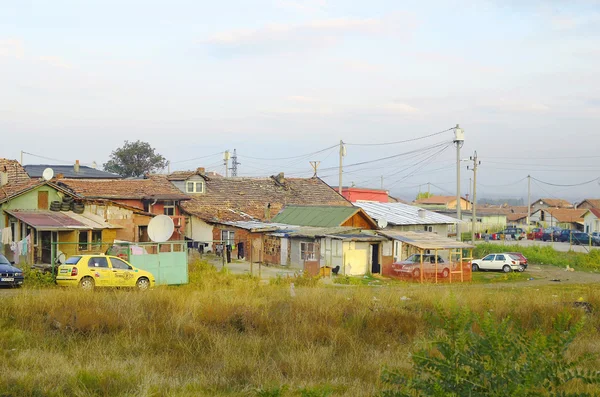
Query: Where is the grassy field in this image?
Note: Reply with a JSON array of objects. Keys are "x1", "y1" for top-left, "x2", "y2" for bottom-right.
[{"x1": 1, "y1": 261, "x2": 600, "y2": 396}]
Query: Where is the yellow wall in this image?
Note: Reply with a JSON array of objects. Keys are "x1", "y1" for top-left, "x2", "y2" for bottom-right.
[
  {"x1": 343, "y1": 241, "x2": 370, "y2": 275},
  {"x1": 446, "y1": 199, "x2": 472, "y2": 210}
]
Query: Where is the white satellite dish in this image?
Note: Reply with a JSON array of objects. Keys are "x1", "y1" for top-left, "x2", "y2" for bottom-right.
[
  {"x1": 42, "y1": 168, "x2": 54, "y2": 181},
  {"x1": 377, "y1": 217, "x2": 388, "y2": 229},
  {"x1": 147, "y1": 215, "x2": 175, "y2": 242}
]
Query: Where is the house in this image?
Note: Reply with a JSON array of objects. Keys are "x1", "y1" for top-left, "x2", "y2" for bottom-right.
[
  {"x1": 0, "y1": 178, "x2": 127, "y2": 264},
  {"x1": 583, "y1": 209, "x2": 600, "y2": 234},
  {"x1": 576, "y1": 199, "x2": 600, "y2": 210},
  {"x1": 530, "y1": 208, "x2": 586, "y2": 230},
  {"x1": 271, "y1": 205, "x2": 378, "y2": 229},
  {"x1": 155, "y1": 170, "x2": 352, "y2": 247},
  {"x1": 57, "y1": 178, "x2": 190, "y2": 240},
  {"x1": 340, "y1": 186, "x2": 390, "y2": 203},
  {"x1": 24, "y1": 162, "x2": 122, "y2": 179},
  {"x1": 414, "y1": 195, "x2": 472, "y2": 211},
  {"x1": 530, "y1": 198, "x2": 573, "y2": 213},
  {"x1": 506, "y1": 213, "x2": 528, "y2": 226}
]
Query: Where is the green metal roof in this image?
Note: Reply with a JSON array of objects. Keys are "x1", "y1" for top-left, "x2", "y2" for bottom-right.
[{"x1": 272, "y1": 205, "x2": 360, "y2": 227}]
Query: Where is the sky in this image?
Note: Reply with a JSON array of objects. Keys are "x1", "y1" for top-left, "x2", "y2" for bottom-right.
[{"x1": 1, "y1": 0, "x2": 600, "y2": 202}]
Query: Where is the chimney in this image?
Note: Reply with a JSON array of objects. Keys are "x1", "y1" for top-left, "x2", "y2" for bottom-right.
[
  {"x1": 265, "y1": 203, "x2": 271, "y2": 221},
  {"x1": 418, "y1": 208, "x2": 426, "y2": 219},
  {"x1": 275, "y1": 172, "x2": 285, "y2": 185},
  {"x1": 0, "y1": 172, "x2": 7, "y2": 187},
  {"x1": 74, "y1": 160, "x2": 80, "y2": 173},
  {"x1": 197, "y1": 167, "x2": 206, "y2": 176}
]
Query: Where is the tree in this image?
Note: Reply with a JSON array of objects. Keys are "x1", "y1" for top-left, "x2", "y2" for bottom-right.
[
  {"x1": 416, "y1": 192, "x2": 433, "y2": 200},
  {"x1": 103, "y1": 140, "x2": 168, "y2": 178}
]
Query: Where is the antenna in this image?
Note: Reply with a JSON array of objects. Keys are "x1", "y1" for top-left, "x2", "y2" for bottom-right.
[
  {"x1": 147, "y1": 215, "x2": 175, "y2": 242},
  {"x1": 309, "y1": 161, "x2": 321, "y2": 177},
  {"x1": 42, "y1": 168, "x2": 54, "y2": 181}
]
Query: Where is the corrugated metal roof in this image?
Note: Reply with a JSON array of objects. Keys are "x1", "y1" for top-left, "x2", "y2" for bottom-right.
[
  {"x1": 24, "y1": 165, "x2": 122, "y2": 179},
  {"x1": 378, "y1": 230, "x2": 474, "y2": 249},
  {"x1": 5, "y1": 210, "x2": 121, "y2": 230},
  {"x1": 218, "y1": 220, "x2": 292, "y2": 232},
  {"x1": 271, "y1": 206, "x2": 359, "y2": 227},
  {"x1": 354, "y1": 202, "x2": 459, "y2": 226}
]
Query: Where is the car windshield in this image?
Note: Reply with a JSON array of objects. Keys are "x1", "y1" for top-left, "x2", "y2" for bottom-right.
[
  {"x1": 405, "y1": 254, "x2": 422, "y2": 262},
  {"x1": 65, "y1": 256, "x2": 82, "y2": 265},
  {"x1": 508, "y1": 254, "x2": 521, "y2": 261},
  {"x1": 0, "y1": 255, "x2": 10, "y2": 265}
]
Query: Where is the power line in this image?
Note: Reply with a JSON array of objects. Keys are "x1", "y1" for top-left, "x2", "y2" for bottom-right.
[
  {"x1": 22, "y1": 151, "x2": 93, "y2": 166},
  {"x1": 531, "y1": 176, "x2": 599, "y2": 187},
  {"x1": 345, "y1": 127, "x2": 454, "y2": 146},
  {"x1": 478, "y1": 177, "x2": 528, "y2": 188},
  {"x1": 170, "y1": 152, "x2": 223, "y2": 165}
]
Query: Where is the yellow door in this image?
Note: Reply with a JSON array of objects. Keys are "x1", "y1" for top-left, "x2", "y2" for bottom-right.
[
  {"x1": 109, "y1": 257, "x2": 137, "y2": 287},
  {"x1": 86, "y1": 256, "x2": 112, "y2": 286}
]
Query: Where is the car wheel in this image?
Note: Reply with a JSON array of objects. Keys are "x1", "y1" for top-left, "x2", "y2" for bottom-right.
[
  {"x1": 412, "y1": 269, "x2": 420, "y2": 279},
  {"x1": 518, "y1": 265, "x2": 525, "y2": 272},
  {"x1": 441, "y1": 268, "x2": 450, "y2": 278},
  {"x1": 472, "y1": 263, "x2": 479, "y2": 272},
  {"x1": 502, "y1": 265, "x2": 511, "y2": 273},
  {"x1": 80, "y1": 276, "x2": 95, "y2": 291},
  {"x1": 136, "y1": 277, "x2": 150, "y2": 291}
]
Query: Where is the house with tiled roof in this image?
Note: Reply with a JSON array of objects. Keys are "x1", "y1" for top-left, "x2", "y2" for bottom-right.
[
  {"x1": 414, "y1": 195, "x2": 472, "y2": 211},
  {"x1": 57, "y1": 177, "x2": 191, "y2": 241},
  {"x1": 583, "y1": 208, "x2": 600, "y2": 234},
  {"x1": 530, "y1": 208, "x2": 586, "y2": 230},
  {"x1": 155, "y1": 169, "x2": 352, "y2": 248},
  {"x1": 530, "y1": 198, "x2": 573, "y2": 213},
  {"x1": 576, "y1": 199, "x2": 600, "y2": 210}
]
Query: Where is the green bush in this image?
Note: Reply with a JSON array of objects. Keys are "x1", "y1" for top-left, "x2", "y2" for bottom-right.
[
  {"x1": 381, "y1": 306, "x2": 600, "y2": 397},
  {"x1": 22, "y1": 266, "x2": 55, "y2": 288}
]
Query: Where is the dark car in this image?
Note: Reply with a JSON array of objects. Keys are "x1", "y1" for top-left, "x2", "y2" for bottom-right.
[
  {"x1": 558, "y1": 229, "x2": 578, "y2": 243},
  {"x1": 507, "y1": 252, "x2": 528, "y2": 269},
  {"x1": 497, "y1": 227, "x2": 524, "y2": 240},
  {"x1": 542, "y1": 227, "x2": 562, "y2": 241},
  {"x1": 571, "y1": 232, "x2": 597, "y2": 246},
  {"x1": 0, "y1": 255, "x2": 24, "y2": 287}
]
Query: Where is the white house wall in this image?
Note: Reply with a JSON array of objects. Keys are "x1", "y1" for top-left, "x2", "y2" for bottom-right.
[
  {"x1": 584, "y1": 213, "x2": 600, "y2": 234},
  {"x1": 187, "y1": 217, "x2": 214, "y2": 243}
]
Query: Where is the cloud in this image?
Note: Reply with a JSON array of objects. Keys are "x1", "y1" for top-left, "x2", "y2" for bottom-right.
[
  {"x1": 378, "y1": 102, "x2": 420, "y2": 114},
  {"x1": 0, "y1": 39, "x2": 24, "y2": 59},
  {"x1": 203, "y1": 14, "x2": 415, "y2": 56},
  {"x1": 38, "y1": 55, "x2": 72, "y2": 69},
  {"x1": 479, "y1": 99, "x2": 550, "y2": 113}
]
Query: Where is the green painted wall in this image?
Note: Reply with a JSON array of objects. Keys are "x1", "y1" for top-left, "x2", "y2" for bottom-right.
[{"x1": 1, "y1": 185, "x2": 64, "y2": 221}]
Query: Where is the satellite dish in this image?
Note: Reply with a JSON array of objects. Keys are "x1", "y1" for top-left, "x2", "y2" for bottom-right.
[
  {"x1": 42, "y1": 168, "x2": 54, "y2": 181},
  {"x1": 377, "y1": 217, "x2": 388, "y2": 229},
  {"x1": 148, "y1": 215, "x2": 175, "y2": 242}
]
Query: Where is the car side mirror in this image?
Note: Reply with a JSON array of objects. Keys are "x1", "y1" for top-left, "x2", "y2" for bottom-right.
[{"x1": 9, "y1": 261, "x2": 15, "y2": 265}]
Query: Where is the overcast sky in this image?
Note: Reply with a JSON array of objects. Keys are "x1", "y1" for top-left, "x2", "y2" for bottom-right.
[{"x1": 2, "y1": 0, "x2": 599, "y2": 202}]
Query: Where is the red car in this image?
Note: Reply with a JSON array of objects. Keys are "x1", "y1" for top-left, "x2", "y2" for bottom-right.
[
  {"x1": 527, "y1": 228, "x2": 543, "y2": 240},
  {"x1": 507, "y1": 252, "x2": 528, "y2": 269}
]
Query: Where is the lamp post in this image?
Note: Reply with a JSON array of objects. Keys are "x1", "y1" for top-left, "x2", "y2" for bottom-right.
[{"x1": 454, "y1": 125, "x2": 465, "y2": 241}]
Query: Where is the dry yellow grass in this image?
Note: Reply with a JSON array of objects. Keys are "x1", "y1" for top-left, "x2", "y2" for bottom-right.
[{"x1": 0, "y1": 262, "x2": 599, "y2": 396}]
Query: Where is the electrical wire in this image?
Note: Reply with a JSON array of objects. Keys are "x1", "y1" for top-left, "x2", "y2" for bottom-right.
[
  {"x1": 170, "y1": 152, "x2": 223, "y2": 165},
  {"x1": 531, "y1": 176, "x2": 599, "y2": 187},
  {"x1": 22, "y1": 151, "x2": 93, "y2": 166},
  {"x1": 345, "y1": 127, "x2": 454, "y2": 146},
  {"x1": 478, "y1": 177, "x2": 528, "y2": 188}
]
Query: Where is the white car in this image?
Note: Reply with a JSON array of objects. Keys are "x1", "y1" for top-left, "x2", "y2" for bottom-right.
[{"x1": 471, "y1": 253, "x2": 525, "y2": 273}]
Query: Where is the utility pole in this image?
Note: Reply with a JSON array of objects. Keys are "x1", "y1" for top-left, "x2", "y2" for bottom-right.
[
  {"x1": 381, "y1": 175, "x2": 384, "y2": 190},
  {"x1": 454, "y1": 124, "x2": 465, "y2": 241},
  {"x1": 309, "y1": 161, "x2": 320, "y2": 177},
  {"x1": 338, "y1": 140, "x2": 345, "y2": 194},
  {"x1": 20, "y1": 150, "x2": 23, "y2": 165},
  {"x1": 527, "y1": 175, "x2": 531, "y2": 228},
  {"x1": 468, "y1": 151, "x2": 480, "y2": 244},
  {"x1": 167, "y1": 161, "x2": 171, "y2": 174},
  {"x1": 223, "y1": 150, "x2": 230, "y2": 178},
  {"x1": 427, "y1": 182, "x2": 431, "y2": 196},
  {"x1": 231, "y1": 149, "x2": 241, "y2": 177}
]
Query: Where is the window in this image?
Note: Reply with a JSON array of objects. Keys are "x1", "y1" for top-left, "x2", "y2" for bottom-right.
[
  {"x1": 110, "y1": 258, "x2": 132, "y2": 270},
  {"x1": 186, "y1": 181, "x2": 204, "y2": 194},
  {"x1": 221, "y1": 230, "x2": 235, "y2": 246},
  {"x1": 78, "y1": 231, "x2": 89, "y2": 251},
  {"x1": 424, "y1": 226, "x2": 433, "y2": 232},
  {"x1": 164, "y1": 201, "x2": 175, "y2": 216},
  {"x1": 65, "y1": 256, "x2": 81, "y2": 265},
  {"x1": 300, "y1": 242, "x2": 317, "y2": 261},
  {"x1": 482, "y1": 254, "x2": 494, "y2": 261},
  {"x1": 91, "y1": 230, "x2": 102, "y2": 250},
  {"x1": 88, "y1": 256, "x2": 108, "y2": 268},
  {"x1": 496, "y1": 255, "x2": 505, "y2": 261}
]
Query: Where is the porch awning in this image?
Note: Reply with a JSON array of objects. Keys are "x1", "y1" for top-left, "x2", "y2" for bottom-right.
[
  {"x1": 378, "y1": 230, "x2": 474, "y2": 250},
  {"x1": 5, "y1": 210, "x2": 121, "y2": 231}
]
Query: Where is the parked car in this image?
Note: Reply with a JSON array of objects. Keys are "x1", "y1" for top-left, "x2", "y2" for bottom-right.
[
  {"x1": 527, "y1": 228, "x2": 544, "y2": 240},
  {"x1": 507, "y1": 252, "x2": 528, "y2": 269},
  {"x1": 392, "y1": 254, "x2": 451, "y2": 278},
  {"x1": 558, "y1": 229, "x2": 579, "y2": 243},
  {"x1": 471, "y1": 253, "x2": 525, "y2": 273},
  {"x1": 497, "y1": 228, "x2": 525, "y2": 240},
  {"x1": 542, "y1": 227, "x2": 562, "y2": 242},
  {"x1": 570, "y1": 232, "x2": 599, "y2": 246},
  {"x1": 0, "y1": 254, "x2": 24, "y2": 287},
  {"x1": 56, "y1": 255, "x2": 155, "y2": 290}
]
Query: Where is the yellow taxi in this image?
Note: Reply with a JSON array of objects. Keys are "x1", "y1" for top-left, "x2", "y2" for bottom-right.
[{"x1": 56, "y1": 255, "x2": 155, "y2": 291}]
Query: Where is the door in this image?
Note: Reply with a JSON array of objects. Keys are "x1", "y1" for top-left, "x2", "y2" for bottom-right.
[
  {"x1": 480, "y1": 254, "x2": 495, "y2": 270},
  {"x1": 40, "y1": 231, "x2": 52, "y2": 263},
  {"x1": 38, "y1": 191, "x2": 49, "y2": 210},
  {"x1": 280, "y1": 238, "x2": 289, "y2": 266},
  {"x1": 493, "y1": 254, "x2": 507, "y2": 270},
  {"x1": 86, "y1": 256, "x2": 112, "y2": 286},
  {"x1": 110, "y1": 257, "x2": 136, "y2": 286},
  {"x1": 371, "y1": 244, "x2": 380, "y2": 274}
]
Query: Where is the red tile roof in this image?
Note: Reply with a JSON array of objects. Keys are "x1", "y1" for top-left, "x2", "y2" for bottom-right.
[
  {"x1": 57, "y1": 178, "x2": 190, "y2": 201},
  {"x1": 577, "y1": 199, "x2": 600, "y2": 209},
  {"x1": 507, "y1": 213, "x2": 528, "y2": 221},
  {"x1": 585, "y1": 208, "x2": 600, "y2": 218},
  {"x1": 165, "y1": 175, "x2": 352, "y2": 222},
  {"x1": 545, "y1": 208, "x2": 586, "y2": 223},
  {"x1": 0, "y1": 158, "x2": 30, "y2": 184},
  {"x1": 534, "y1": 198, "x2": 573, "y2": 208},
  {"x1": 0, "y1": 180, "x2": 45, "y2": 203}
]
